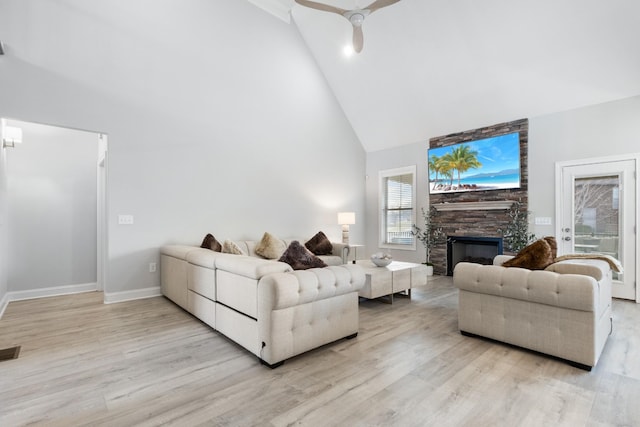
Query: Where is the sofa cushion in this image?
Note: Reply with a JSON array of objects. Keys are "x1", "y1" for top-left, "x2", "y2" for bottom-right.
[
  {"x1": 317, "y1": 255, "x2": 345, "y2": 266},
  {"x1": 502, "y1": 237, "x2": 556, "y2": 270},
  {"x1": 255, "y1": 232, "x2": 287, "y2": 259},
  {"x1": 200, "y1": 233, "x2": 222, "y2": 252},
  {"x1": 215, "y1": 254, "x2": 292, "y2": 279},
  {"x1": 186, "y1": 248, "x2": 219, "y2": 268},
  {"x1": 222, "y1": 240, "x2": 246, "y2": 255},
  {"x1": 305, "y1": 231, "x2": 333, "y2": 256},
  {"x1": 279, "y1": 241, "x2": 328, "y2": 270}
]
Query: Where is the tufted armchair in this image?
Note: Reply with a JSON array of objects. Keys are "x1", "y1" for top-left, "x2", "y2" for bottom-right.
[{"x1": 453, "y1": 255, "x2": 613, "y2": 370}]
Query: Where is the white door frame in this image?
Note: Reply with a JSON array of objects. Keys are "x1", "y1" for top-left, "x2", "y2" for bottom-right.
[
  {"x1": 97, "y1": 134, "x2": 108, "y2": 293},
  {"x1": 555, "y1": 153, "x2": 639, "y2": 302}
]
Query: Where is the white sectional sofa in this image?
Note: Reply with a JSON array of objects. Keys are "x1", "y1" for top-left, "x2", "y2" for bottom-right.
[
  {"x1": 160, "y1": 238, "x2": 365, "y2": 367},
  {"x1": 453, "y1": 255, "x2": 613, "y2": 370}
]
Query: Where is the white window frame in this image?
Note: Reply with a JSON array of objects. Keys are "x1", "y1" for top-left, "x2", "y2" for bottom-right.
[{"x1": 379, "y1": 165, "x2": 417, "y2": 251}]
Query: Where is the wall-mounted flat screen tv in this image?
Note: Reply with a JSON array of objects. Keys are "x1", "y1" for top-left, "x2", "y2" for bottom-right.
[{"x1": 428, "y1": 132, "x2": 520, "y2": 194}]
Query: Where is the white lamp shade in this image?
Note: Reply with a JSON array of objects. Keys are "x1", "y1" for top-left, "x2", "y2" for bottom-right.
[
  {"x1": 3, "y1": 126, "x2": 22, "y2": 144},
  {"x1": 338, "y1": 212, "x2": 356, "y2": 225}
]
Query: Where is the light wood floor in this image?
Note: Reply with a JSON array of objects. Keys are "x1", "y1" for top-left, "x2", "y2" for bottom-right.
[{"x1": 1, "y1": 276, "x2": 639, "y2": 426}]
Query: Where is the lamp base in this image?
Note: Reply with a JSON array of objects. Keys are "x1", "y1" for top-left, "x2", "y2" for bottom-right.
[{"x1": 341, "y1": 225, "x2": 350, "y2": 244}]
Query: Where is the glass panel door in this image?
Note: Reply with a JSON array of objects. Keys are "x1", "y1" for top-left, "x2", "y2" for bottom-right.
[
  {"x1": 573, "y1": 175, "x2": 621, "y2": 280},
  {"x1": 558, "y1": 158, "x2": 636, "y2": 300}
]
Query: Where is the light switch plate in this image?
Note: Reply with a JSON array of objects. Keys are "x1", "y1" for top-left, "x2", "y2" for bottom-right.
[
  {"x1": 118, "y1": 215, "x2": 134, "y2": 225},
  {"x1": 534, "y1": 217, "x2": 552, "y2": 225}
]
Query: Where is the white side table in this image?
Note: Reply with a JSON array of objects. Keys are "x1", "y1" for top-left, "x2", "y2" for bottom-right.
[{"x1": 348, "y1": 244, "x2": 364, "y2": 264}]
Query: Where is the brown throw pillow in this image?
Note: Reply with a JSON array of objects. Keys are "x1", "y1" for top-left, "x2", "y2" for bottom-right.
[
  {"x1": 255, "y1": 232, "x2": 286, "y2": 259},
  {"x1": 200, "y1": 233, "x2": 222, "y2": 252},
  {"x1": 279, "y1": 241, "x2": 328, "y2": 270},
  {"x1": 544, "y1": 236, "x2": 557, "y2": 259},
  {"x1": 305, "y1": 231, "x2": 333, "y2": 256},
  {"x1": 502, "y1": 238, "x2": 555, "y2": 270}
]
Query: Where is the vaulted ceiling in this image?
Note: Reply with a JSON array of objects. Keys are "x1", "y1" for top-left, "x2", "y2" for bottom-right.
[{"x1": 253, "y1": 0, "x2": 640, "y2": 152}]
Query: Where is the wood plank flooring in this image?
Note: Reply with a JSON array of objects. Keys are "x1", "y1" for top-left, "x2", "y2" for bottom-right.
[{"x1": 1, "y1": 276, "x2": 639, "y2": 426}]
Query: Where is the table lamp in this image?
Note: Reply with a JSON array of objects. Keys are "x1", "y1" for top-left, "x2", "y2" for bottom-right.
[{"x1": 338, "y1": 212, "x2": 355, "y2": 244}]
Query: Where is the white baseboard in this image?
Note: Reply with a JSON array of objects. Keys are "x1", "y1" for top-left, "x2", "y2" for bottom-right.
[
  {"x1": 0, "y1": 284, "x2": 162, "y2": 319},
  {"x1": 8, "y1": 282, "x2": 98, "y2": 302},
  {"x1": 104, "y1": 286, "x2": 162, "y2": 304}
]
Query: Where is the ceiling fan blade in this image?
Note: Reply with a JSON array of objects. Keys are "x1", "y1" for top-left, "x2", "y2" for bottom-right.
[
  {"x1": 294, "y1": 0, "x2": 347, "y2": 15},
  {"x1": 365, "y1": 0, "x2": 402, "y2": 13},
  {"x1": 352, "y1": 25, "x2": 364, "y2": 53}
]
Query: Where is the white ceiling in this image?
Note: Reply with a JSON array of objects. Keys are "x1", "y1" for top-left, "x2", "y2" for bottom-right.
[{"x1": 255, "y1": 0, "x2": 640, "y2": 152}]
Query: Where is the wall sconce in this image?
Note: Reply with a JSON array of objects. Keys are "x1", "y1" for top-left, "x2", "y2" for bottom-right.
[
  {"x1": 3, "y1": 126, "x2": 23, "y2": 148},
  {"x1": 0, "y1": 41, "x2": 4, "y2": 55},
  {"x1": 337, "y1": 212, "x2": 356, "y2": 244}
]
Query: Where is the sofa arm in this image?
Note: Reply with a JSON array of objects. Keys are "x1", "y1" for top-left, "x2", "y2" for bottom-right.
[
  {"x1": 545, "y1": 259, "x2": 611, "y2": 282},
  {"x1": 258, "y1": 264, "x2": 365, "y2": 310},
  {"x1": 161, "y1": 244, "x2": 202, "y2": 260}
]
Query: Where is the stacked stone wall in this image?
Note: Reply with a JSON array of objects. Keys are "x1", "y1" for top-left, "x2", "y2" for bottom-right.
[{"x1": 429, "y1": 118, "x2": 528, "y2": 275}]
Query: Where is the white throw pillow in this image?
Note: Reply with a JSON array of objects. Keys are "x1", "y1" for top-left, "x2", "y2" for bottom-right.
[
  {"x1": 255, "y1": 232, "x2": 286, "y2": 259},
  {"x1": 222, "y1": 240, "x2": 245, "y2": 255}
]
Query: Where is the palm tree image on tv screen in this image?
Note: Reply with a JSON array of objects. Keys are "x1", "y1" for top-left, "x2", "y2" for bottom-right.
[{"x1": 428, "y1": 132, "x2": 521, "y2": 194}]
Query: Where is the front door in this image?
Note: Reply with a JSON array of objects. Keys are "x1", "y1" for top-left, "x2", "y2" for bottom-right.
[{"x1": 556, "y1": 156, "x2": 637, "y2": 301}]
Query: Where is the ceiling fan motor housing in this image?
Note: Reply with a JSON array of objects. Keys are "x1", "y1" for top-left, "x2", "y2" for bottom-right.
[
  {"x1": 295, "y1": 0, "x2": 402, "y2": 53},
  {"x1": 344, "y1": 10, "x2": 370, "y2": 26}
]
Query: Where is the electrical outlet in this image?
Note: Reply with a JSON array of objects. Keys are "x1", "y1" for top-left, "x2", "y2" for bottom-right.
[{"x1": 149, "y1": 262, "x2": 157, "y2": 273}]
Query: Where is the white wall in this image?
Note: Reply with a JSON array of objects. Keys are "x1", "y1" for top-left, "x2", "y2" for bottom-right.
[
  {"x1": 5, "y1": 120, "x2": 98, "y2": 292},
  {"x1": 365, "y1": 95, "x2": 640, "y2": 264},
  {"x1": 0, "y1": 1, "x2": 365, "y2": 297},
  {"x1": 365, "y1": 142, "x2": 429, "y2": 264},
  {"x1": 528, "y1": 95, "x2": 640, "y2": 237}
]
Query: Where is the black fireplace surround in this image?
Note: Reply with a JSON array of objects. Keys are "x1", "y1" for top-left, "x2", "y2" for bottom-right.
[{"x1": 447, "y1": 236, "x2": 503, "y2": 276}]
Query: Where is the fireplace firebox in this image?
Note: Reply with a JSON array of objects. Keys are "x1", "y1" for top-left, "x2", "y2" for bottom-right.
[{"x1": 447, "y1": 236, "x2": 503, "y2": 276}]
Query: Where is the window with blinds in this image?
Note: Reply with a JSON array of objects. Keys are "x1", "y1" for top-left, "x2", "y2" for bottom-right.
[{"x1": 379, "y1": 165, "x2": 416, "y2": 250}]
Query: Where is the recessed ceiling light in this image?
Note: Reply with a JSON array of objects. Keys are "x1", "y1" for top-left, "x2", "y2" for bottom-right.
[{"x1": 343, "y1": 45, "x2": 355, "y2": 57}]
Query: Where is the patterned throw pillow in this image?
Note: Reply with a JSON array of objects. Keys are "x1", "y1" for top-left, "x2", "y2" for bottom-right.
[
  {"x1": 502, "y1": 237, "x2": 556, "y2": 270},
  {"x1": 255, "y1": 232, "x2": 286, "y2": 259},
  {"x1": 222, "y1": 240, "x2": 246, "y2": 255},
  {"x1": 200, "y1": 233, "x2": 222, "y2": 252},
  {"x1": 279, "y1": 241, "x2": 328, "y2": 270},
  {"x1": 305, "y1": 231, "x2": 333, "y2": 256}
]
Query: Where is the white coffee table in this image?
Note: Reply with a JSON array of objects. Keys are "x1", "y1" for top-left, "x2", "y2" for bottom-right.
[{"x1": 355, "y1": 260, "x2": 426, "y2": 303}]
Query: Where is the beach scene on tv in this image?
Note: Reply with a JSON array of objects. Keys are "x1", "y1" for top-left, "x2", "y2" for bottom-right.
[{"x1": 428, "y1": 132, "x2": 521, "y2": 194}]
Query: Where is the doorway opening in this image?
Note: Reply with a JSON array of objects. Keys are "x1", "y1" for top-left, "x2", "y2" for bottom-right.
[{"x1": 2, "y1": 118, "x2": 108, "y2": 300}]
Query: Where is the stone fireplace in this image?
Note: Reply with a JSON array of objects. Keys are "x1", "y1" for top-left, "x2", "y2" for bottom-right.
[{"x1": 428, "y1": 118, "x2": 529, "y2": 275}]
